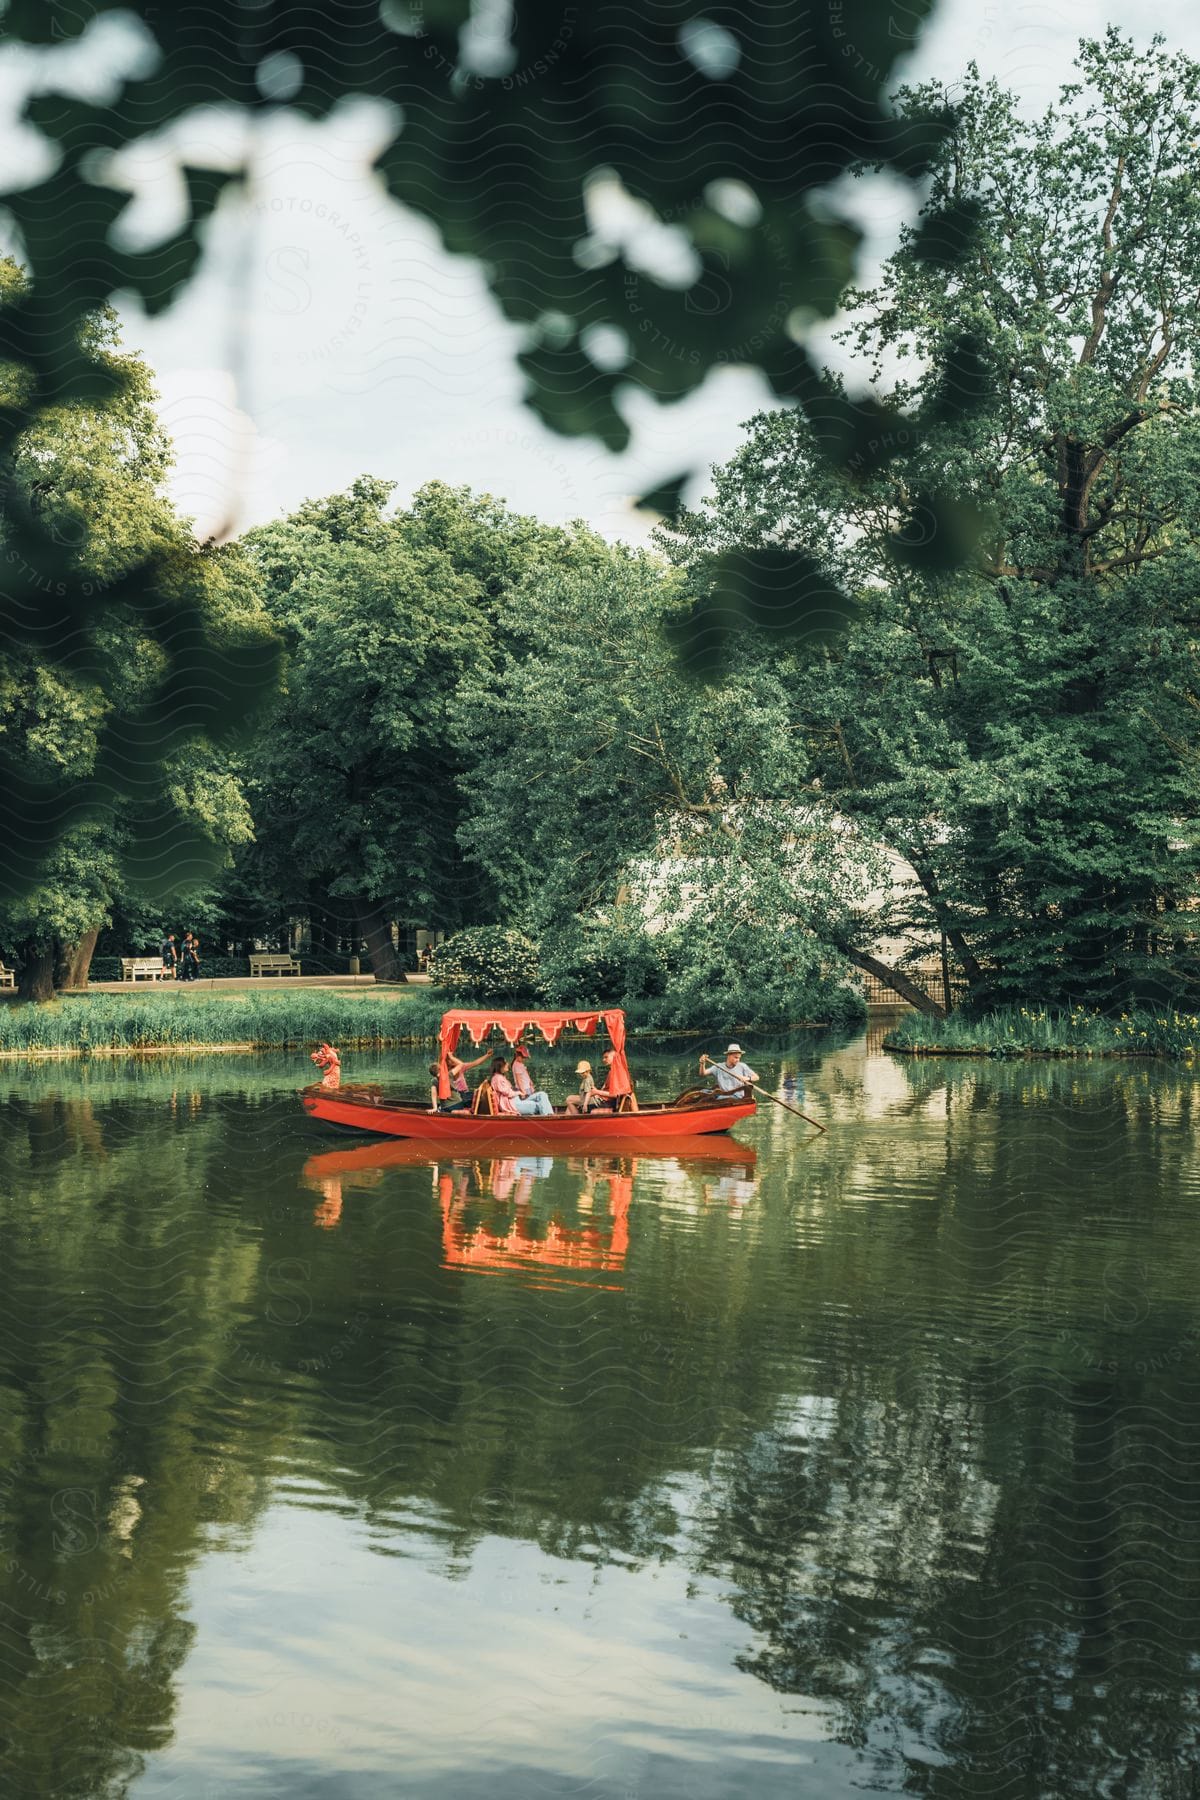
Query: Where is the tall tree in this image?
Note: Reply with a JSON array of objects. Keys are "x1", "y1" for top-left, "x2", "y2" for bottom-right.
[
  {"x1": 240, "y1": 479, "x2": 586, "y2": 979},
  {"x1": 666, "y1": 34, "x2": 1200, "y2": 1010},
  {"x1": 456, "y1": 543, "x2": 885, "y2": 1018},
  {"x1": 0, "y1": 272, "x2": 270, "y2": 998}
]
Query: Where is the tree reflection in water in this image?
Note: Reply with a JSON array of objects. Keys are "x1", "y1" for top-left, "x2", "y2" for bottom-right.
[{"x1": 0, "y1": 1047, "x2": 1198, "y2": 1798}]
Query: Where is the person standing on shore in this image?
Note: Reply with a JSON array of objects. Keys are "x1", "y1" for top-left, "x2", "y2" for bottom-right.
[
  {"x1": 188, "y1": 934, "x2": 201, "y2": 982},
  {"x1": 178, "y1": 931, "x2": 194, "y2": 981},
  {"x1": 160, "y1": 931, "x2": 177, "y2": 979}
]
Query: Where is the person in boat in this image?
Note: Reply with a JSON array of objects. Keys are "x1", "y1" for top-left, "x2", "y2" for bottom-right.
[
  {"x1": 429, "y1": 1063, "x2": 467, "y2": 1113},
  {"x1": 564, "y1": 1059, "x2": 599, "y2": 1115},
  {"x1": 700, "y1": 1043, "x2": 759, "y2": 1098},
  {"x1": 430, "y1": 1046, "x2": 490, "y2": 1112},
  {"x1": 490, "y1": 1053, "x2": 554, "y2": 1117},
  {"x1": 586, "y1": 1047, "x2": 633, "y2": 1113},
  {"x1": 511, "y1": 1043, "x2": 555, "y2": 1115},
  {"x1": 310, "y1": 1042, "x2": 341, "y2": 1089}
]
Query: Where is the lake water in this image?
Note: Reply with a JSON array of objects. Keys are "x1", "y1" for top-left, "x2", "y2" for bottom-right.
[{"x1": 1, "y1": 1029, "x2": 1199, "y2": 1799}]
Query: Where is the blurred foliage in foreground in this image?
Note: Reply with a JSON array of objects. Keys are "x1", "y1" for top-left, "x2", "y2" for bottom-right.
[{"x1": 0, "y1": 1, "x2": 965, "y2": 892}]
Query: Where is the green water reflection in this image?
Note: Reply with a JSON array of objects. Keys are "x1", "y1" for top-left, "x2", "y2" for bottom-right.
[{"x1": 1, "y1": 1038, "x2": 1198, "y2": 1798}]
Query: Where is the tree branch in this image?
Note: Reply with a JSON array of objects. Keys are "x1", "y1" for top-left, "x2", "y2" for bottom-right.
[{"x1": 843, "y1": 947, "x2": 946, "y2": 1017}]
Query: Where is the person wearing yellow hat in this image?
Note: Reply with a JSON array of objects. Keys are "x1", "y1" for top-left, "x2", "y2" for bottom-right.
[
  {"x1": 564, "y1": 1059, "x2": 597, "y2": 1116},
  {"x1": 699, "y1": 1043, "x2": 759, "y2": 1096}
]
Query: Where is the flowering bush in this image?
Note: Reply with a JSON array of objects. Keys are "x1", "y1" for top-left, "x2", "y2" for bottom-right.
[{"x1": 428, "y1": 926, "x2": 541, "y2": 1003}]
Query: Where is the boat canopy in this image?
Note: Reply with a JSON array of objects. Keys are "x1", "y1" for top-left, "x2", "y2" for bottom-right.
[{"x1": 438, "y1": 1008, "x2": 630, "y2": 1100}]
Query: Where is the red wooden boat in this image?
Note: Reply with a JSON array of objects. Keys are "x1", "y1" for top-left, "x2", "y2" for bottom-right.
[
  {"x1": 302, "y1": 1133, "x2": 759, "y2": 1180},
  {"x1": 299, "y1": 1006, "x2": 756, "y2": 1143}
]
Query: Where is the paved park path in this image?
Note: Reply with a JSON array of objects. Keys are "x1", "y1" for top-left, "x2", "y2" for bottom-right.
[{"x1": 66, "y1": 975, "x2": 433, "y2": 995}]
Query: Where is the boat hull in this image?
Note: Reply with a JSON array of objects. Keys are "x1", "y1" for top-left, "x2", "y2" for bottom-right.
[
  {"x1": 300, "y1": 1088, "x2": 756, "y2": 1143},
  {"x1": 303, "y1": 1132, "x2": 758, "y2": 1179}
]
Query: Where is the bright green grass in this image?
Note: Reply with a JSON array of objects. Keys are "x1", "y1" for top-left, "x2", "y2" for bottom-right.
[
  {"x1": 0, "y1": 988, "x2": 448, "y2": 1054},
  {"x1": 885, "y1": 1004, "x2": 1200, "y2": 1060}
]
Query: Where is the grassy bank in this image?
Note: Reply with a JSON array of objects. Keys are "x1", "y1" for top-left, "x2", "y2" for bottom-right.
[
  {"x1": 0, "y1": 984, "x2": 859, "y2": 1059},
  {"x1": 0, "y1": 989, "x2": 445, "y2": 1057},
  {"x1": 885, "y1": 1006, "x2": 1200, "y2": 1061}
]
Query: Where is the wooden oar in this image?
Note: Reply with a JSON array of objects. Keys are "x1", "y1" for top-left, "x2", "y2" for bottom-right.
[
  {"x1": 681, "y1": 1073, "x2": 827, "y2": 1134},
  {"x1": 754, "y1": 1086, "x2": 827, "y2": 1134}
]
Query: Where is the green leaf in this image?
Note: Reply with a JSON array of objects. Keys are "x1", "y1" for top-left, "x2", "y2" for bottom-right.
[
  {"x1": 911, "y1": 198, "x2": 985, "y2": 270},
  {"x1": 636, "y1": 473, "x2": 691, "y2": 518}
]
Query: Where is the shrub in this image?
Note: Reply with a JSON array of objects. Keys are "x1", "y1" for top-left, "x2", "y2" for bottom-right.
[
  {"x1": 633, "y1": 931, "x2": 863, "y2": 1032},
  {"x1": 538, "y1": 912, "x2": 863, "y2": 1032},
  {"x1": 428, "y1": 926, "x2": 540, "y2": 1003},
  {"x1": 538, "y1": 916, "x2": 671, "y2": 1008},
  {"x1": 884, "y1": 1005, "x2": 1200, "y2": 1060}
]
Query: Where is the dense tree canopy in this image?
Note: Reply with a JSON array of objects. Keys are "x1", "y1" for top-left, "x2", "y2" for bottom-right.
[
  {"x1": 0, "y1": 0, "x2": 972, "y2": 886},
  {"x1": 454, "y1": 543, "x2": 882, "y2": 1023},
  {"x1": 665, "y1": 34, "x2": 1200, "y2": 1010},
  {"x1": 10, "y1": 34, "x2": 1200, "y2": 1022},
  {"x1": 237, "y1": 479, "x2": 598, "y2": 978},
  {"x1": 0, "y1": 268, "x2": 271, "y2": 997}
]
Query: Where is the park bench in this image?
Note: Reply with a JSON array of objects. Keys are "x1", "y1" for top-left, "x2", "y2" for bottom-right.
[
  {"x1": 121, "y1": 957, "x2": 168, "y2": 982},
  {"x1": 249, "y1": 953, "x2": 302, "y2": 978},
  {"x1": 0, "y1": 962, "x2": 14, "y2": 989}
]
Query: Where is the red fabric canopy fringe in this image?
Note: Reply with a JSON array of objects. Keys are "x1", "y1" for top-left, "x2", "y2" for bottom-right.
[{"x1": 437, "y1": 1009, "x2": 631, "y2": 1102}]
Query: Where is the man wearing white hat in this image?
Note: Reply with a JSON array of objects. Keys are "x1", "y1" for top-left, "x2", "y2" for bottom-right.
[{"x1": 699, "y1": 1043, "x2": 759, "y2": 1096}]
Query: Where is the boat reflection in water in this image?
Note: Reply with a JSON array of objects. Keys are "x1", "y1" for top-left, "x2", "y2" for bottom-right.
[
  {"x1": 301, "y1": 1136, "x2": 759, "y2": 1287},
  {"x1": 437, "y1": 1154, "x2": 630, "y2": 1289}
]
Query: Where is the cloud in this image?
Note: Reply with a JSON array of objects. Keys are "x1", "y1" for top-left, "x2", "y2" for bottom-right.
[{"x1": 154, "y1": 369, "x2": 284, "y2": 543}]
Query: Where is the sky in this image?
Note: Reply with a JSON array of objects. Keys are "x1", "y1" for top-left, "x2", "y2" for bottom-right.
[{"x1": 4, "y1": 0, "x2": 1200, "y2": 546}]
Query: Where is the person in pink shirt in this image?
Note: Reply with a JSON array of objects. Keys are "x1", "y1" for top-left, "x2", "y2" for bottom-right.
[
  {"x1": 490, "y1": 1054, "x2": 553, "y2": 1117},
  {"x1": 511, "y1": 1044, "x2": 555, "y2": 1116},
  {"x1": 488, "y1": 1055, "x2": 520, "y2": 1116}
]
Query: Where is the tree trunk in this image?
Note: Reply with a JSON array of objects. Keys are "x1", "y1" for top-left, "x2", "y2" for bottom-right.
[
  {"x1": 56, "y1": 926, "x2": 101, "y2": 991},
  {"x1": 309, "y1": 898, "x2": 334, "y2": 969},
  {"x1": 17, "y1": 941, "x2": 56, "y2": 1003},
  {"x1": 845, "y1": 948, "x2": 946, "y2": 1017},
  {"x1": 909, "y1": 860, "x2": 986, "y2": 992},
  {"x1": 356, "y1": 901, "x2": 406, "y2": 983}
]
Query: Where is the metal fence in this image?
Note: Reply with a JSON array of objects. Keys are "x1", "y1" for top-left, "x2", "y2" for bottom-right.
[{"x1": 851, "y1": 961, "x2": 971, "y2": 1009}]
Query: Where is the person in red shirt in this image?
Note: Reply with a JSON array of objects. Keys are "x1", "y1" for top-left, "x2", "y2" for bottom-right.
[{"x1": 589, "y1": 1047, "x2": 633, "y2": 1112}]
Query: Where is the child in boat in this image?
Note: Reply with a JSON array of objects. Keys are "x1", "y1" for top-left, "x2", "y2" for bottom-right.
[
  {"x1": 564, "y1": 1060, "x2": 598, "y2": 1115},
  {"x1": 511, "y1": 1044, "x2": 555, "y2": 1115},
  {"x1": 429, "y1": 1063, "x2": 467, "y2": 1112},
  {"x1": 429, "y1": 1047, "x2": 490, "y2": 1112},
  {"x1": 585, "y1": 1047, "x2": 635, "y2": 1113},
  {"x1": 491, "y1": 1054, "x2": 553, "y2": 1117}
]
